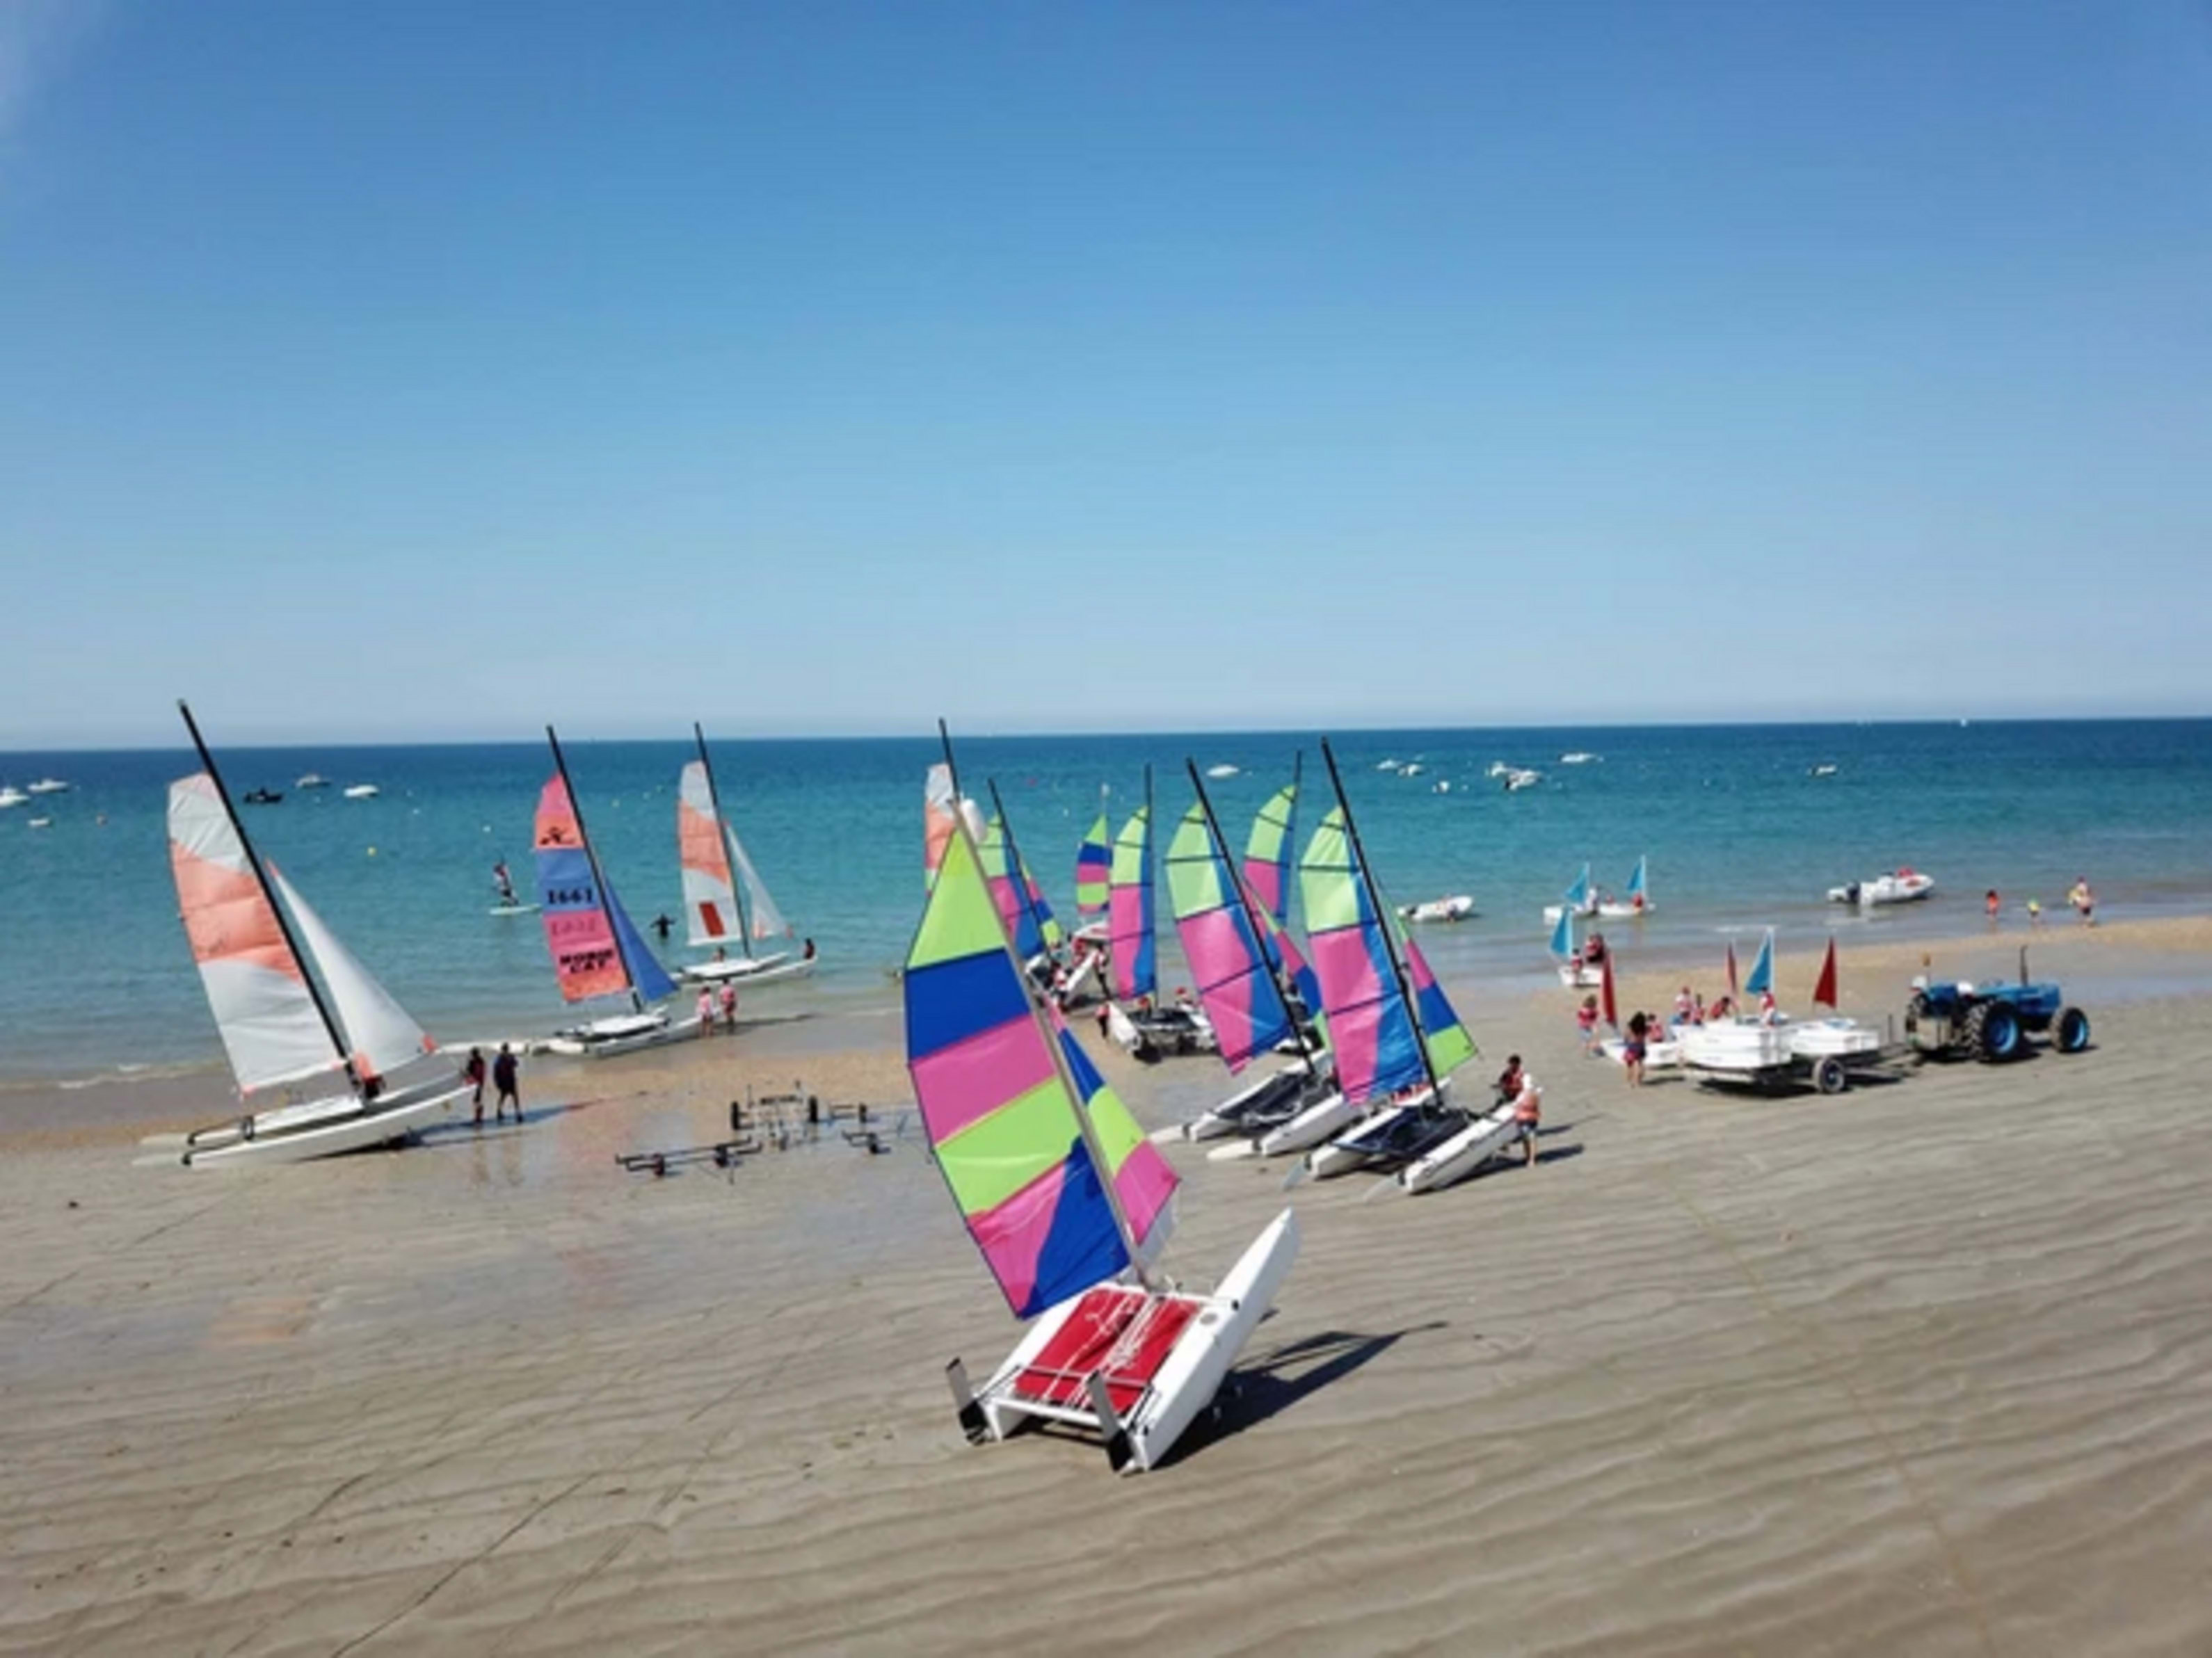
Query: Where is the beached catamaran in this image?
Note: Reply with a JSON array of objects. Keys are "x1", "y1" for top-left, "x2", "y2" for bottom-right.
[
  {"x1": 536, "y1": 727, "x2": 694, "y2": 1056},
  {"x1": 1074, "y1": 792, "x2": 1112, "y2": 928},
  {"x1": 677, "y1": 723, "x2": 814, "y2": 988},
  {"x1": 155, "y1": 702, "x2": 467, "y2": 1167},
  {"x1": 1165, "y1": 765, "x2": 1343, "y2": 1147},
  {"x1": 905, "y1": 791, "x2": 1298, "y2": 1473},
  {"x1": 1298, "y1": 741, "x2": 1517, "y2": 1193}
]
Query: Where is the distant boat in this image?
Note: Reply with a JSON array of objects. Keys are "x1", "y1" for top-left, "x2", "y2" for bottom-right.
[
  {"x1": 1400, "y1": 893, "x2": 1476, "y2": 924},
  {"x1": 1205, "y1": 763, "x2": 1240, "y2": 778},
  {"x1": 0, "y1": 787, "x2": 27, "y2": 810},
  {"x1": 1596, "y1": 855, "x2": 1654, "y2": 919},
  {"x1": 1829, "y1": 869, "x2": 1934, "y2": 908},
  {"x1": 1502, "y1": 768, "x2": 1541, "y2": 792},
  {"x1": 676, "y1": 723, "x2": 815, "y2": 987},
  {"x1": 1558, "y1": 752, "x2": 1598, "y2": 766},
  {"x1": 26, "y1": 778, "x2": 70, "y2": 794},
  {"x1": 241, "y1": 787, "x2": 283, "y2": 805},
  {"x1": 1402, "y1": 762, "x2": 1424, "y2": 777},
  {"x1": 27, "y1": 816, "x2": 52, "y2": 830},
  {"x1": 296, "y1": 773, "x2": 330, "y2": 789},
  {"x1": 342, "y1": 783, "x2": 380, "y2": 799},
  {"x1": 1544, "y1": 864, "x2": 1596, "y2": 924},
  {"x1": 1809, "y1": 763, "x2": 1838, "y2": 778}
]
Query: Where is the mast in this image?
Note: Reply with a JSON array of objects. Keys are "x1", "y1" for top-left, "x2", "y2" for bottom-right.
[
  {"x1": 986, "y1": 778, "x2": 1057, "y2": 966},
  {"x1": 1187, "y1": 759, "x2": 1317, "y2": 1069},
  {"x1": 177, "y1": 700, "x2": 361, "y2": 1094},
  {"x1": 1319, "y1": 737, "x2": 1444, "y2": 1109},
  {"x1": 547, "y1": 724, "x2": 643, "y2": 1013},
  {"x1": 945, "y1": 723, "x2": 1149, "y2": 1280},
  {"x1": 938, "y1": 717, "x2": 963, "y2": 805},
  {"x1": 693, "y1": 722, "x2": 753, "y2": 958}
]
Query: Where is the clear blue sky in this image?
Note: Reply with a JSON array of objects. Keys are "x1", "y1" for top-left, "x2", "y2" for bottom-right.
[{"x1": 3, "y1": 1, "x2": 2208, "y2": 746}]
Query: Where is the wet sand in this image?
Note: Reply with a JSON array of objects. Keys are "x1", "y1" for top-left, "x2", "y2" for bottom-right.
[{"x1": 4, "y1": 923, "x2": 2212, "y2": 1654}]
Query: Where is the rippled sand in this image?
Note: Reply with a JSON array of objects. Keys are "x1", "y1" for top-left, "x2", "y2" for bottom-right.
[{"x1": 3, "y1": 935, "x2": 2211, "y2": 1654}]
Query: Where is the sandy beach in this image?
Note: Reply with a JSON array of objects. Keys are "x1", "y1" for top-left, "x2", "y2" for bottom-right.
[{"x1": 6, "y1": 917, "x2": 2212, "y2": 1655}]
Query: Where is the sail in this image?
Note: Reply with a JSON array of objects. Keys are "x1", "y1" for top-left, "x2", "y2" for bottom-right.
[
  {"x1": 1166, "y1": 801, "x2": 1295, "y2": 1072},
  {"x1": 1744, "y1": 928, "x2": 1776, "y2": 999},
  {"x1": 726, "y1": 825, "x2": 792, "y2": 942},
  {"x1": 678, "y1": 760, "x2": 742, "y2": 947},
  {"x1": 168, "y1": 773, "x2": 339, "y2": 1093},
  {"x1": 268, "y1": 862, "x2": 434, "y2": 1081},
  {"x1": 1242, "y1": 782, "x2": 1299, "y2": 931},
  {"x1": 605, "y1": 874, "x2": 678, "y2": 1004},
  {"x1": 1625, "y1": 855, "x2": 1648, "y2": 903},
  {"x1": 903, "y1": 823, "x2": 1137, "y2": 1317},
  {"x1": 1564, "y1": 864, "x2": 1591, "y2": 910},
  {"x1": 1400, "y1": 933, "x2": 1476, "y2": 1077},
  {"x1": 1549, "y1": 905, "x2": 1573, "y2": 959},
  {"x1": 1052, "y1": 1005, "x2": 1177, "y2": 1257},
  {"x1": 1108, "y1": 803, "x2": 1155, "y2": 1000},
  {"x1": 1075, "y1": 812, "x2": 1112, "y2": 917},
  {"x1": 1022, "y1": 857, "x2": 1065, "y2": 953},
  {"x1": 534, "y1": 774, "x2": 631, "y2": 1004},
  {"x1": 1297, "y1": 806, "x2": 1425, "y2": 1104},
  {"x1": 924, "y1": 763, "x2": 959, "y2": 887},
  {"x1": 979, "y1": 814, "x2": 1046, "y2": 960}
]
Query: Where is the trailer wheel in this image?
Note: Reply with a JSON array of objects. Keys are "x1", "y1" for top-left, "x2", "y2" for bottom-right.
[
  {"x1": 2054, "y1": 1006, "x2": 2091, "y2": 1053},
  {"x1": 1813, "y1": 1056, "x2": 1848, "y2": 1095}
]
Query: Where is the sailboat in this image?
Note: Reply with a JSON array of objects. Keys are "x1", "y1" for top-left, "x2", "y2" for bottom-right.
[
  {"x1": 155, "y1": 702, "x2": 467, "y2": 1167},
  {"x1": 1596, "y1": 855, "x2": 1654, "y2": 919},
  {"x1": 1295, "y1": 741, "x2": 1510, "y2": 1192},
  {"x1": 905, "y1": 782, "x2": 1298, "y2": 1474},
  {"x1": 1074, "y1": 791, "x2": 1112, "y2": 933},
  {"x1": 1542, "y1": 863, "x2": 1598, "y2": 924},
  {"x1": 677, "y1": 724, "x2": 815, "y2": 987},
  {"x1": 536, "y1": 727, "x2": 695, "y2": 1057},
  {"x1": 1552, "y1": 905, "x2": 1602, "y2": 988},
  {"x1": 1166, "y1": 764, "x2": 1342, "y2": 1147}
]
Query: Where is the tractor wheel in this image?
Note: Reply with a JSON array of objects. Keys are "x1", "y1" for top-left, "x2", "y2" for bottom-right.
[
  {"x1": 2054, "y1": 1006, "x2": 2091, "y2": 1053},
  {"x1": 1813, "y1": 1056, "x2": 1848, "y2": 1095},
  {"x1": 1965, "y1": 1001, "x2": 2021, "y2": 1062}
]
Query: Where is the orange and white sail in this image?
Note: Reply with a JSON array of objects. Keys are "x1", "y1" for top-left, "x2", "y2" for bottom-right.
[
  {"x1": 168, "y1": 773, "x2": 339, "y2": 1093},
  {"x1": 924, "y1": 762, "x2": 988, "y2": 890},
  {"x1": 678, "y1": 760, "x2": 742, "y2": 947},
  {"x1": 266, "y1": 861, "x2": 435, "y2": 1081}
]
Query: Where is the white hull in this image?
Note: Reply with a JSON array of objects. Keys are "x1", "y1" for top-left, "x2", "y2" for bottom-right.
[
  {"x1": 1400, "y1": 894, "x2": 1475, "y2": 924},
  {"x1": 1680, "y1": 1021, "x2": 1795, "y2": 1072},
  {"x1": 1557, "y1": 961, "x2": 1602, "y2": 988},
  {"x1": 1599, "y1": 1034, "x2": 1683, "y2": 1070},
  {"x1": 1828, "y1": 873, "x2": 1934, "y2": 907},
  {"x1": 1254, "y1": 1088, "x2": 1359, "y2": 1156},
  {"x1": 1177, "y1": 1059, "x2": 1315, "y2": 1141},
  {"x1": 342, "y1": 785, "x2": 380, "y2": 799},
  {"x1": 1543, "y1": 903, "x2": 1598, "y2": 924},
  {"x1": 544, "y1": 1011, "x2": 705, "y2": 1057},
  {"x1": 680, "y1": 951, "x2": 817, "y2": 986},
  {"x1": 488, "y1": 902, "x2": 540, "y2": 916},
  {"x1": 1302, "y1": 1085, "x2": 1445, "y2": 1178},
  {"x1": 179, "y1": 1083, "x2": 469, "y2": 1168},
  {"x1": 963, "y1": 1209, "x2": 1299, "y2": 1474},
  {"x1": 1595, "y1": 901, "x2": 1654, "y2": 919},
  {"x1": 1398, "y1": 1106, "x2": 1524, "y2": 1193},
  {"x1": 1789, "y1": 1018, "x2": 1882, "y2": 1059}
]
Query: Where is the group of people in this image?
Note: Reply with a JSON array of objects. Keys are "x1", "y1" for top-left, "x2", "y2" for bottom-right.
[
  {"x1": 696, "y1": 980, "x2": 741, "y2": 1034},
  {"x1": 460, "y1": 1044, "x2": 522, "y2": 1126},
  {"x1": 1982, "y1": 879, "x2": 2097, "y2": 928}
]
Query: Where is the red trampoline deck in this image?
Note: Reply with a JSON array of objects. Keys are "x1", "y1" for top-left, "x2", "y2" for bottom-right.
[{"x1": 1011, "y1": 1287, "x2": 1200, "y2": 1416}]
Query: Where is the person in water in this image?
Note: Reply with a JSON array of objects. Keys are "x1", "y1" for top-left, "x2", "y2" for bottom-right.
[
  {"x1": 492, "y1": 1045, "x2": 520, "y2": 1122},
  {"x1": 803, "y1": 937, "x2": 817, "y2": 961},
  {"x1": 652, "y1": 913, "x2": 674, "y2": 941},
  {"x1": 493, "y1": 861, "x2": 516, "y2": 903}
]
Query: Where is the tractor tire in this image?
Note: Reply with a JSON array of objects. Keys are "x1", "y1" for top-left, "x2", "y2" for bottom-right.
[
  {"x1": 2054, "y1": 1006, "x2": 2091, "y2": 1054},
  {"x1": 1965, "y1": 1001, "x2": 2021, "y2": 1062},
  {"x1": 1813, "y1": 1056, "x2": 1848, "y2": 1095}
]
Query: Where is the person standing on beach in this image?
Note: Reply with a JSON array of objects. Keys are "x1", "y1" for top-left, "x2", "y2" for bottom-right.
[
  {"x1": 1623, "y1": 1011, "x2": 1649, "y2": 1086},
  {"x1": 696, "y1": 985, "x2": 716, "y2": 1035},
  {"x1": 463, "y1": 1046, "x2": 488, "y2": 1125},
  {"x1": 1576, "y1": 995, "x2": 1601, "y2": 1056},
  {"x1": 1986, "y1": 889, "x2": 2001, "y2": 927},
  {"x1": 717, "y1": 981, "x2": 737, "y2": 1033},
  {"x1": 2069, "y1": 878, "x2": 2096, "y2": 926},
  {"x1": 1514, "y1": 1077, "x2": 1542, "y2": 1168},
  {"x1": 492, "y1": 1045, "x2": 520, "y2": 1122}
]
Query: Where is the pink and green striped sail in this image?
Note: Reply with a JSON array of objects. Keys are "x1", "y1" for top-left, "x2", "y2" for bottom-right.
[
  {"x1": 979, "y1": 814, "x2": 1064, "y2": 960},
  {"x1": 1397, "y1": 925, "x2": 1477, "y2": 1078},
  {"x1": 1075, "y1": 811, "x2": 1112, "y2": 918},
  {"x1": 1257, "y1": 903, "x2": 1328, "y2": 1049},
  {"x1": 1242, "y1": 780, "x2": 1300, "y2": 932},
  {"x1": 1297, "y1": 806, "x2": 1425, "y2": 1105},
  {"x1": 903, "y1": 820, "x2": 1174, "y2": 1319},
  {"x1": 1108, "y1": 803, "x2": 1155, "y2": 1000},
  {"x1": 1166, "y1": 801, "x2": 1295, "y2": 1072}
]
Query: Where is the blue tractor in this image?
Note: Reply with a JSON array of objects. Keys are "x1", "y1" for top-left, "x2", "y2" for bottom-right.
[{"x1": 1905, "y1": 949, "x2": 2090, "y2": 1063}]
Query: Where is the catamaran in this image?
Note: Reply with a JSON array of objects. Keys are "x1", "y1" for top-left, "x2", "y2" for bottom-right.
[
  {"x1": 536, "y1": 727, "x2": 696, "y2": 1056},
  {"x1": 154, "y1": 702, "x2": 467, "y2": 1167},
  {"x1": 1295, "y1": 740, "x2": 1514, "y2": 1192},
  {"x1": 1552, "y1": 905, "x2": 1603, "y2": 988},
  {"x1": 1596, "y1": 855, "x2": 1654, "y2": 918},
  {"x1": 1542, "y1": 863, "x2": 1598, "y2": 924},
  {"x1": 1165, "y1": 764, "x2": 1343, "y2": 1147},
  {"x1": 677, "y1": 723, "x2": 815, "y2": 987},
  {"x1": 1100, "y1": 766, "x2": 1213, "y2": 1057},
  {"x1": 906, "y1": 787, "x2": 1297, "y2": 1474}
]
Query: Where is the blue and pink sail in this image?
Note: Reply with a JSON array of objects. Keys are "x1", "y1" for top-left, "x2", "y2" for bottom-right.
[
  {"x1": 534, "y1": 773, "x2": 675, "y2": 1007},
  {"x1": 1108, "y1": 802, "x2": 1155, "y2": 1000},
  {"x1": 1242, "y1": 777, "x2": 1300, "y2": 932},
  {"x1": 1166, "y1": 801, "x2": 1296, "y2": 1072},
  {"x1": 1075, "y1": 809, "x2": 1112, "y2": 919},
  {"x1": 903, "y1": 816, "x2": 1176, "y2": 1318},
  {"x1": 979, "y1": 814, "x2": 1064, "y2": 960},
  {"x1": 1296, "y1": 805, "x2": 1427, "y2": 1104}
]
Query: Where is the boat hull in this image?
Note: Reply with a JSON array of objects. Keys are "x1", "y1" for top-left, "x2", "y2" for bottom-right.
[
  {"x1": 544, "y1": 1011, "x2": 705, "y2": 1057},
  {"x1": 181, "y1": 1083, "x2": 469, "y2": 1167},
  {"x1": 680, "y1": 952, "x2": 817, "y2": 987},
  {"x1": 1400, "y1": 1106, "x2": 1524, "y2": 1193}
]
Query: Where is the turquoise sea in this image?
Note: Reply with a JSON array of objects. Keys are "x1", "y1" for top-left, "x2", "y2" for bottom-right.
[{"x1": 3, "y1": 721, "x2": 2209, "y2": 1088}]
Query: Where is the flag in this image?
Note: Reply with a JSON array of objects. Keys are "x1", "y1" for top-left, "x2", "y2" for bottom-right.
[{"x1": 1813, "y1": 937, "x2": 1838, "y2": 1009}]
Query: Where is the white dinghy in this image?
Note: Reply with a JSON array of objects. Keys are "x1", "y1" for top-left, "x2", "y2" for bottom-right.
[{"x1": 1828, "y1": 867, "x2": 1934, "y2": 908}]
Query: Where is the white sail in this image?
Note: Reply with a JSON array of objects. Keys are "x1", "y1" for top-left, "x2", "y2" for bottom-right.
[
  {"x1": 267, "y1": 862, "x2": 434, "y2": 1081},
  {"x1": 678, "y1": 760, "x2": 742, "y2": 947},
  {"x1": 168, "y1": 773, "x2": 342, "y2": 1093},
  {"x1": 726, "y1": 824, "x2": 791, "y2": 942}
]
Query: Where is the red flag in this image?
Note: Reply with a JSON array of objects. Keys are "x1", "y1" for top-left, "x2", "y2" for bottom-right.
[
  {"x1": 1601, "y1": 949, "x2": 1619, "y2": 1031},
  {"x1": 1726, "y1": 941, "x2": 1740, "y2": 1002},
  {"x1": 1813, "y1": 936, "x2": 1838, "y2": 1009}
]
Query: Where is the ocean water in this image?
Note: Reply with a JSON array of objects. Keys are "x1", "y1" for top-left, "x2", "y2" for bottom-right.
[{"x1": 3, "y1": 721, "x2": 2209, "y2": 1086}]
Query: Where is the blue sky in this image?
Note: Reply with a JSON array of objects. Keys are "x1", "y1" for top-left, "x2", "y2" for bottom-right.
[{"x1": 3, "y1": 1, "x2": 2208, "y2": 746}]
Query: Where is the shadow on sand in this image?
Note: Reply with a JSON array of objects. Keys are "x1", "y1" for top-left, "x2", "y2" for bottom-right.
[{"x1": 1161, "y1": 1320, "x2": 1450, "y2": 1467}]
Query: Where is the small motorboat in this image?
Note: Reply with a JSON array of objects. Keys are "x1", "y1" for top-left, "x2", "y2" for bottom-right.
[
  {"x1": 1502, "y1": 768, "x2": 1541, "y2": 792},
  {"x1": 1399, "y1": 894, "x2": 1476, "y2": 924},
  {"x1": 296, "y1": 772, "x2": 330, "y2": 789},
  {"x1": 342, "y1": 783, "x2": 380, "y2": 799},
  {"x1": 241, "y1": 787, "x2": 284, "y2": 805},
  {"x1": 1205, "y1": 763, "x2": 1240, "y2": 778},
  {"x1": 0, "y1": 787, "x2": 26, "y2": 809},
  {"x1": 26, "y1": 777, "x2": 70, "y2": 794},
  {"x1": 1559, "y1": 752, "x2": 1599, "y2": 765},
  {"x1": 1828, "y1": 868, "x2": 1934, "y2": 907},
  {"x1": 1809, "y1": 764, "x2": 1838, "y2": 779},
  {"x1": 26, "y1": 816, "x2": 53, "y2": 829}
]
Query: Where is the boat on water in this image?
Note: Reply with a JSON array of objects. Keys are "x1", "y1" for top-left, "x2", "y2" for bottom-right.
[
  {"x1": 1400, "y1": 893, "x2": 1476, "y2": 924},
  {"x1": 149, "y1": 704, "x2": 466, "y2": 1167},
  {"x1": 1502, "y1": 768, "x2": 1541, "y2": 792},
  {"x1": 26, "y1": 777, "x2": 70, "y2": 794},
  {"x1": 534, "y1": 727, "x2": 696, "y2": 1056},
  {"x1": 1595, "y1": 855, "x2": 1655, "y2": 919},
  {"x1": 342, "y1": 783, "x2": 380, "y2": 800},
  {"x1": 26, "y1": 816, "x2": 53, "y2": 829},
  {"x1": 241, "y1": 787, "x2": 283, "y2": 805},
  {"x1": 296, "y1": 773, "x2": 330, "y2": 789},
  {"x1": 1809, "y1": 764, "x2": 1838, "y2": 779},
  {"x1": 1542, "y1": 864, "x2": 1598, "y2": 924},
  {"x1": 676, "y1": 724, "x2": 815, "y2": 988},
  {"x1": 1559, "y1": 752, "x2": 1599, "y2": 766},
  {"x1": 906, "y1": 777, "x2": 1297, "y2": 1474},
  {"x1": 1550, "y1": 906, "x2": 1604, "y2": 988},
  {"x1": 0, "y1": 787, "x2": 27, "y2": 809},
  {"x1": 1205, "y1": 763, "x2": 1240, "y2": 778},
  {"x1": 1828, "y1": 867, "x2": 1934, "y2": 907}
]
